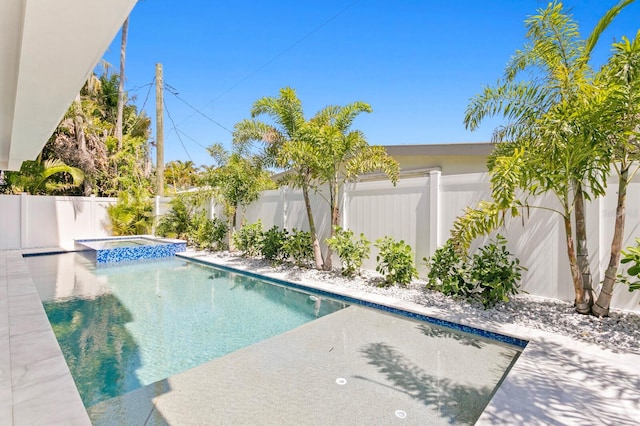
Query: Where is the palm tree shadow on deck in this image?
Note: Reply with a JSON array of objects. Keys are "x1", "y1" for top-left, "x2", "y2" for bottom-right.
[{"x1": 355, "y1": 342, "x2": 493, "y2": 425}]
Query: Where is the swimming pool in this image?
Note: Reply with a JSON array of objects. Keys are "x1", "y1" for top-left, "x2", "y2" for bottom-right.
[
  {"x1": 26, "y1": 252, "x2": 524, "y2": 423},
  {"x1": 27, "y1": 253, "x2": 347, "y2": 407}
]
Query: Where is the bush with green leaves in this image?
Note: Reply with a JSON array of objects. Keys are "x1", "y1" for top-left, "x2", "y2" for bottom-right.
[
  {"x1": 209, "y1": 216, "x2": 228, "y2": 251},
  {"x1": 233, "y1": 220, "x2": 263, "y2": 257},
  {"x1": 283, "y1": 229, "x2": 314, "y2": 267},
  {"x1": 261, "y1": 226, "x2": 289, "y2": 264},
  {"x1": 619, "y1": 238, "x2": 640, "y2": 294},
  {"x1": 156, "y1": 195, "x2": 194, "y2": 240},
  {"x1": 469, "y1": 235, "x2": 525, "y2": 308},
  {"x1": 107, "y1": 188, "x2": 154, "y2": 236},
  {"x1": 374, "y1": 237, "x2": 418, "y2": 287},
  {"x1": 425, "y1": 236, "x2": 525, "y2": 308},
  {"x1": 186, "y1": 211, "x2": 224, "y2": 251},
  {"x1": 326, "y1": 226, "x2": 371, "y2": 277},
  {"x1": 425, "y1": 239, "x2": 473, "y2": 298}
]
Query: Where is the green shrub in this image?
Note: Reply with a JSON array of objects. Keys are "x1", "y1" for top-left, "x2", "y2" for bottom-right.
[
  {"x1": 156, "y1": 195, "x2": 194, "y2": 239},
  {"x1": 469, "y1": 235, "x2": 525, "y2": 308},
  {"x1": 425, "y1": 239, "x2": 473, "y2": 298},
  {"x1": 374, "y1": 237, "x2": 418, "y2": 286},
  {"x1": 619, "y1": 238, "x2": 640, "y2": 294},
  {"x1": 187, "y1": 212, "x2": 227, "y2": 251},
  {"x1": 326, "y1": 226, "x2": 371, "y2": 277},
  {"x1": 425, "y1": 236, "x2": 525, "y2": 308},
  {"x1": 107, "y1": 188, "x2": 154, "y2": 236},
  {"x1": 233, "y1": 220, "x2": 263, "y2": 257},
  {"x1": 261, "y1": 226, "x2": 289, "y2": 264},
  {"x1": 209, "y1": 216, "x2": 228, "y2": 251},
  {"x1": 283, "y1": 229, "x2": 314, "y2": 267}
]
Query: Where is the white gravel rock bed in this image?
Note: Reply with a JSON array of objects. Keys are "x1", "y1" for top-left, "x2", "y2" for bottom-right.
[{"x1": 197, "y1": 251, "x2": 640, "y2": 354}]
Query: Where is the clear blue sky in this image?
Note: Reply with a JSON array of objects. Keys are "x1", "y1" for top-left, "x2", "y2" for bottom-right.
[{"x1": 101, "y1": 0, "x2": 640, "y2": 167}]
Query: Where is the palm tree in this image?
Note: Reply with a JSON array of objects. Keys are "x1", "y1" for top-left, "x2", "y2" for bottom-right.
[
  {"x1": 295, "y1": 102, "x2": 399, "y2": 269},
  {"x1": 165, "y1": 160, "x2": 198, "y2": 192},
  {"x1": 455, "y1": 1, "x2": 632, "y2": 313},
  {"x1": 233, "y1": 87, "x2": 326, "y2": 269},
  {"x1": 591, "y1": 31, "x2": 640, "y2": 316},
  {"x1": 4, "y1": 158, "x2": 84, "y2": 195},
  {"x1": 116, "y1": 16, "x2": 129, "y2": 149}
]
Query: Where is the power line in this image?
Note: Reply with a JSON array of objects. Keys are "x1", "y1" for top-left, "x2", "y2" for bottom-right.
[
  {"x1": 176, "y1": 128, "x2": 210, "y2": 150},
  {"x1": 163, "y1": 98, "x2": 194, "y2": 162},
  {"x1": 176, "y1": 0, "x2": 362, "y2": 125},
  {"x1": 164, "y1": 82, "x2": 234, "y2": 134},
  {"x1": 210, "y1": 0, "x2": 362, "y2": 103}
]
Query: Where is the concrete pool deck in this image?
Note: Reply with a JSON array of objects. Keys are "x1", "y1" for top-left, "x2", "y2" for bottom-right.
[{"x1": 1, "y1": 249, "x2": 640, "y2": 425}]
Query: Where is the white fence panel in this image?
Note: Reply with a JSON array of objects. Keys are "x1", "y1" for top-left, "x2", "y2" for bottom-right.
[
  {"x1": 0, "y1": 195, "x2": 21, "y2": 250},
  {"x1": 347, "y1": 177, "x2": 429, "y2": 271}
]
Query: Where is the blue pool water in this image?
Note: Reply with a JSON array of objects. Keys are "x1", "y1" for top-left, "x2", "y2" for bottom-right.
[{"x1": 26, "y1": 253, "x2": 346, "y2": 407}]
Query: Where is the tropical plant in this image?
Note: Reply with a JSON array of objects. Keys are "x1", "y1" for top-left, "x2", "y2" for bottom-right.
[
  {"x1": 165, "y1": 160, "x2": 199, "y2": 193},
  {"x1": 374, "y1": 237, "x2": 418, "y2": 287},
  {"x1": 2, "y1": 158, "x2": 84, "y2": 195},
  {"x1": 261, "y1": 226, "x2": 290, "y2": 264},
  {"x1": 233, "y1": 220, "x2": 263, "y2": 257},
  {"x1": 156, "y1": 195, "x2": 196, "y2": 240},
  {"x1": 453, "y1": 1, "x2": 632, "y2": 315},
  {"x1": 619, "y1": 238, "x2": 640, "y2": 294},
  {"x1": 590, "y1": 30, "x2": 640, "y2": 316},
  {"x1": 426, "y1": 237, "x2": 524, "y2": 308},
  {"x1": 469, "y1": 236, "x2": 525, "y2": 308},
  {"x1": 326, "y1": 226, "x2": 371, "y2": 277},
  {"x1": 234, "y1": 87, "x2": 399, "y2": 271},
  {"x1": 107, "y1": 187, "x2": 154, "y2": 236},
  {"x1": 283, "y1": 229, "x2": 314, "y2": 267},
  {"x1": 204, "y1": 144, "x2": 275, "y2": 249},
  {"x1": 233, "y1": 87, "x2": 325, "y2": 269},
  {"x1": 188, "y1": 211, "x2": 216, "y2": 251},
  {"x1": 425, "y1": 240, "x2": 473, "y2": 298}
]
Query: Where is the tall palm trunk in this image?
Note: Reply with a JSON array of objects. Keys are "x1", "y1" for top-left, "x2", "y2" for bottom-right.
[
  {"x1": 116, "y1": 16, "x2": 129, "y2": 148},
  {"x1": 573, "y1": 181, "x2": 595, "y2": 313},
  {"x1": 73, "y1": 94, "x2": 93, "y2": 196},
  {"x1": 324, "y1": 178, "x2": 340, "y2": 270},
  {"x1": 593, "y1": 166, "x2": 628, "y2": 317},
  {"x1": 563, "y1": 214, "x2": 585, "y2": 306},
  {"x1": 302, "y1": 184, "x2": 324, "y2": 270}
]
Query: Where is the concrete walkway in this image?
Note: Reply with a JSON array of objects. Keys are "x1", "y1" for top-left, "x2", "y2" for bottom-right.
[{"x1": 1, "y1": 249, "x2": 639, "y2": 425}]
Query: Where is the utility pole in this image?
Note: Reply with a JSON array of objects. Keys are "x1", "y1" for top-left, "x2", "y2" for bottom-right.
[{"x1": 155, "y1": 63, "x2": 164, "y2": 196}]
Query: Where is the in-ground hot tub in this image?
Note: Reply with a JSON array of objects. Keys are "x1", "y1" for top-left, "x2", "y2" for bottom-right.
[{"x1": 75, "y1": 236, "x2": 186, "y2": 263}]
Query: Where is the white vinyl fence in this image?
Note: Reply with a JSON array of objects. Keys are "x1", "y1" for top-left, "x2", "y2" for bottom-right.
[
  {"x1": 0, "y1": 194, "x2": 172, "y2": 251},
  {"x1": 242, "y1": 170, "x2": 640, "y2": 312},
  {"x1": 1, "y1": 169, "x2": 639, "y2": 312}
]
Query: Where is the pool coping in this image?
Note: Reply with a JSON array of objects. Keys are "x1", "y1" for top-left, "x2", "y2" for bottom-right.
[{"x1": 2, "y1": 248, "x2": 640, "y2": 424}]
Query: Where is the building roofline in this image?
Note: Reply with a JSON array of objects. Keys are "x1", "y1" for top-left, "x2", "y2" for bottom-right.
[{"x1": 383, "y1": 142, "x2": 493, "y2": 156}]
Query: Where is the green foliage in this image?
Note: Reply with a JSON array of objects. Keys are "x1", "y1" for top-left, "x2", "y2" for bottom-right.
[
  {"x1": 187, "y1": 212, "x2": 227, "y2": 251},
  {"x1": 261, "y1": 226, "x2": 289, "y2": 264},
  {"x1": 156, "y1": 195, "x2": 194, "y2": 240},
  {"x1": 283, "y1": 229, "x2": 314, "y2": 267},
  {"x1": 233, "y1": 221, "x2": 263, "y2": 257},
  {"x1": 425, "y1": 240, "x2": 473, "y2": 297},
  {"x1": 107, "y1": 188, "x2": 154, "y2": 236},
  {"x1": 326, "y1": 226, "x2": 371, "y2": 277},
  {"x1": 619, "y1": 238, "x2": 640, "y2": 293},
  {"x1": 2, "y1": 158, "x2": 84, "y2": 195},
  {"x1": 374, "y1": 237, "x2": 418, "y2": 287},
  {"x1": 156, "y1": 195, "x2": 227, "y2": 251},
  {"x1": 426, "y1": 236, "x2": 525, "y2": 308},
  {"x1": 469, "y1": 236, "x2": 526, "y2": 308}
]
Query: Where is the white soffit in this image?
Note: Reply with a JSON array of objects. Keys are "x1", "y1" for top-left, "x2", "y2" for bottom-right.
[{"x1": 0, "y1": 0, "x2": 138, "y2": 170}]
